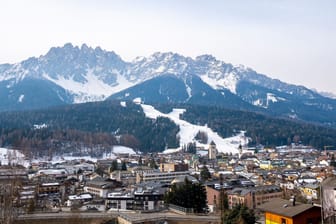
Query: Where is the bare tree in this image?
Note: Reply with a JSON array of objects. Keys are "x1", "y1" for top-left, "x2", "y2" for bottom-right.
[{"x1": 0, "y1": 181, "x2": 19, "y2": 224}]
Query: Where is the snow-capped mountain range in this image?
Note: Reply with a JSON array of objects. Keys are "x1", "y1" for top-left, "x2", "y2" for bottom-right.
[{"x1": 1, "y1": 43, "x2": 336, "y2": 126}]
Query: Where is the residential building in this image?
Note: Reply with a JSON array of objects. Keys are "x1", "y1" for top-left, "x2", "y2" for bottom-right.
[
  {"x1": 106, "y1": 183, "x2": 165, "y2": 211},
  {"x1": 258, "y1": 198, "x2": 321, "y2": 224},
  {"x1": 84, "y1": 177, "x2": 122, "y2": 198},
  {"x1": 133, "y1": 185, "x2": 165, "y2": 211},
  {"x1": 57, "y1": 162, "x2": 95, "y2": 175},
  {"x1": 38, "y1": 182, "x2": 61, "y2": 196},
  {"x1": 159, "y1": 163, "x2": 188, "y2": 172},
  {"x1": 0, "y1": 167, "x2": 28, "y2": 183},
  {"x1": 110, "y1": 170, "x2": 136, "y2": 186},
  {"x1": 106, "y1": 191, "x2": 134, "y2": 211},
  {"x1": 66, "y1": 193, "x2": 93, "y2": 207},
  {"x1": 300, "y1": 183, "x2": 319, "y2": 200},
  {"x1": 259, "y1": 160, "x2": 273, "y2": 170},
  {"x1": 136, "y1": 170, "x2": 191, "y2": 184},
  {"x1": 206, "y1": 186, "x2": 220, "y2": 213},
  {"x1": 321, "y1": 177, "x2": 336, "y2": 221},
  {"x1": 227, "y1": 185, "x2": 282, "y2": 209}
]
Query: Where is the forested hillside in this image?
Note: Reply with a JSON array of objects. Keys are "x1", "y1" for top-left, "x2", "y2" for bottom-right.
[
  {"x1": 0, "y1": 101, "x2": 180, "y2": 156},
  {"x1": 153, "y1": 103, "x2": 336, "y2": 150},
  {"x1": 179, "y1": 105, "x2": 335, "y2": 149},
  {"x1": 0, "y1": 100, "x2": 335, "y2": 157}
]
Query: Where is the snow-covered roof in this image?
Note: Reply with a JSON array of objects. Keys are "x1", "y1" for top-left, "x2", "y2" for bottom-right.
[{"x1": 68, "y1": 193, "x2": 92, "y2": 200}]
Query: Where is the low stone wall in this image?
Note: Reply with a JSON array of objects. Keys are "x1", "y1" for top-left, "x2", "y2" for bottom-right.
[{"x1": 16, "y1": 217, "x2": 115, "y2": 224}]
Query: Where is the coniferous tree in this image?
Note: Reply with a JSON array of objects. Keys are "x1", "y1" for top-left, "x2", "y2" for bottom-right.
[
  {"x1": 164, "y1": 178, "x2": 208, "y2": 213},
  {"x1": 110, "y1": 160, "x2": 119, "y2": 172},
  {"x1": 330, "y1": 154, "x2": 336, "y2": 167},
  {"x1": 138, "y1": 156, "x2": 143, "y2": 166},
  {"x1": 222, "y1": 204, "x2": 256, "y2": 224},
  {"x1": 200, "y1": 164, "x2": 211, "y2": 181},
  {"x1": 121, "y1": 160, "x2": 127, "y2": 171},
  {"x1": 149, "y1": 158, "x2": 158, "y2": 169}
]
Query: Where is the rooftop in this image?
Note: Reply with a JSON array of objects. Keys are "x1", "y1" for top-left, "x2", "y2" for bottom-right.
[{"x1": 258, "y1": 198, "x2": 316, "y2": 218}]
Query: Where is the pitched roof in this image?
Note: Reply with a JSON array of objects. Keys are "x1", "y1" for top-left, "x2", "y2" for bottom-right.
[
  {"x1": 258, "y1": 198, "x2": 316, "y2": 218},
  {"x1": 209, "y1": 140, "x2": 216, "y2": 146}
]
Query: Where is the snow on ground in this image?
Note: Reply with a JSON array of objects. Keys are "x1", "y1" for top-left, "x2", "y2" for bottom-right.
[
  {"x1": 40, "y1": 145, "x2": 136, "y2": 165},
  {"x1": 0, "y1": 148, "x2": 29, "y2": 167},
  {"x1": 120, "y1": 101, "x2": 126, "y2": 107},
  {"x1": 43, "y1": 70, "x2": 135, "y2": 103},
  {"x1": 141, "y1": 103, "x2": 247, "y2": 154},
  {"x1": 133, "y1": 97, "x2": 142, "y2": 104},
  {"x1": 39, "y1": 145, "x2": 136, "y2": 165},
  {"x1": 162, "y1": 148, "x2": 181, "y2": 154},
  {"x1": 200, "y1": 72, "x2": 238, "y2": 94},
  {"x1": 112, "y1": 145, "x2": 136, "y2": 155},
  {"x1": 0, "y1": 145, "x2": 137, "y2": 167},
  {"x1": 197, "y1": 150, "x2": 209, "y2": 157},
  {"x1": 18, "y1": 94, "x2": 24, "y2": 102}
]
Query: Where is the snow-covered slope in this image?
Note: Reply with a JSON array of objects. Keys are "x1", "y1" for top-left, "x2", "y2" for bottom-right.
[
  {"x1": 0, "y1": 147, "x2": 28, "y2": 167},
  {"x1": 140, "y1": 103, "x2": 248, "y2": 154}
]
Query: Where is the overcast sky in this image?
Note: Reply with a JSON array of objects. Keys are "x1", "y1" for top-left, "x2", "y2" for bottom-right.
[{"x1": 1, "y1": 0, "x2": 335, "y2": 93}]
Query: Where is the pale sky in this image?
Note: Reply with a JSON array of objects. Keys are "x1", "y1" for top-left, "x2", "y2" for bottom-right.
[{"x1": 1, "y1": 0, "x2": 335, "y2": 93}]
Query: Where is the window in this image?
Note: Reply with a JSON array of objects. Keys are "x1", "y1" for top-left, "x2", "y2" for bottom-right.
[{"x1": 281, "y1": 218, "x2": 286, "y2": 224}]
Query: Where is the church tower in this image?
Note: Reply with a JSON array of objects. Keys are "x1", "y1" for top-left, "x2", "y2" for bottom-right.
[{"x1": 208, "y1": 141, "x2": 217, "y2": 159}]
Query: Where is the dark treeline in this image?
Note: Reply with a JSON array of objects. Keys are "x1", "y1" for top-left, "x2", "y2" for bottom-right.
[
  {"x1": 0, "y1": 100, "x2": 180, "y2": 155},
  {"x1": 0, "y1": 100, "x2": 335, "y2": 156}
]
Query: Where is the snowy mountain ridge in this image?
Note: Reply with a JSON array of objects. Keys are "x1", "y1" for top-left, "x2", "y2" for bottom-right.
[
  {"x1": 0, "y1": 43, "x2": 335, "y2": 127},
  {"x1": 0, "y1": 43, "x2": 316, "y2": 104}
]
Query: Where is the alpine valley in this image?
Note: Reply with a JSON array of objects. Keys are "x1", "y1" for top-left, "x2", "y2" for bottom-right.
[{"x1": 0, "y1": 43, "x2": 336, "y2": 155}]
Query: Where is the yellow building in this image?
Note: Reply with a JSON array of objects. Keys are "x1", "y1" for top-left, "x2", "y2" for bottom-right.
[
  {"x1": 259, "y1": 160, "x2": 273, "y2": 170},
  {"x1": 300, "y1": 184, "x2": 319, "y2": 200},
  {"x1": 259, "y1": 198, "x2": 321, "y2": 224}
]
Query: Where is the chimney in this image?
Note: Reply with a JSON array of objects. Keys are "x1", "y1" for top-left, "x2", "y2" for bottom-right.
[{"x1": 290, "y1": 195, "x2": 296, "y2": 206}]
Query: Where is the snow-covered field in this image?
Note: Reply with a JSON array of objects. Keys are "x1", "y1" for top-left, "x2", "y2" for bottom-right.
[
  {"x1": 0, "y1": 147, "x2": 29, "y2": 167},
  {"x1": 46, "y1": 145, "x2": 136, "y2": 164},
  {"x1": 140, "y1": 103, "x2": 248, "y2": 154},
  {"x1": 112, "y1": 145, "x2": 136, "y2": 155},
  {"x1": 0, "y1": 145, "x2": 136, "y2": 167}
]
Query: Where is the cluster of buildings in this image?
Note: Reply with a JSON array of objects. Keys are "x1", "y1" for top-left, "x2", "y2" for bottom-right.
[{"x1": 1, "y1": 142, "x2": 336, "y2": 223}]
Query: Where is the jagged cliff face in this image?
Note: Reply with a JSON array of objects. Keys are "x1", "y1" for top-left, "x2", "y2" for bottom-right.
[{"x1": 0, "y1": 43, "x2": 335, "y2": 126}]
